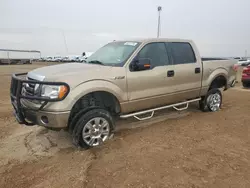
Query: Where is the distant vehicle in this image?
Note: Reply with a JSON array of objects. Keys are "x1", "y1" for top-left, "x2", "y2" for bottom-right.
[
  {"x1": 79, "y1": 56, "x2": 87, "y2": 62},
  {"x1": 40, "y1": 57, "x2": 47, "y2": 62},
  {"x1": 74, "y1": 56, "x2": 81, "y2": 62},
  {"x1": 63, "y1": 55, "x2": 80, "y2": 62},
  {"x1": 10, "y1": 38, "x2": 237, "y2": 149},
  {"x1": 61, "y1": 56, "x2": 69, "y2": 62},
  {"x1": 45, "y1": 56, "x2": 53, "y2": 62},
  {"x1": 241, "y1": 60, "x2": 250, "y2": 66},
  {"x1": 52, "y1": 56, "x2": 63, "y2": 62},
  {"x1": 84, "y1": 52, "x2": 94, "y2": 58},
  {"x1": 237, "y1": 59, "x2": 250, "y2": 66},
  {"x1": 242, "y1": 65, "x2": 250, "y2": 87},
  {"x1": 66, "y1": 55, "x2": 91, "y2": 62},
  {"x1": 77, "y1": 52, "x2": 94, "y2": 62}
]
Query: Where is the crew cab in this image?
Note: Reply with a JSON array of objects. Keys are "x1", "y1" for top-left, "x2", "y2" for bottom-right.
[{"x1": 10, "y1": 38, "x2": 237, "y2": 149}]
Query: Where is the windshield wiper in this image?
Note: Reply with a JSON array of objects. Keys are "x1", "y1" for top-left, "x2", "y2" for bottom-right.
[{"x1": 88, "y1": 60, "x2": 104, "y2": 65}]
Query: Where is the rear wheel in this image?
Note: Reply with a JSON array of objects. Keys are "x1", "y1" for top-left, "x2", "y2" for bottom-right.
[
  {"x1": 242, "y1": 82, "x2": 249, "y2": 88},
  {"x1": 72, "y1": 109, "x2": 114, "y2": 149},
  {"x1": 199, "y1": 88, "x2": 222, "y2": 112}
]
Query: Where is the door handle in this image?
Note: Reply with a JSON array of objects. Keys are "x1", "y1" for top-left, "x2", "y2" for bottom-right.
[
  {"x1": 167, "y1": 70, "x2": 175, "y2": 77},
  {"x1": 195, "y1": 67, "x2": 201, "y2": 74}
]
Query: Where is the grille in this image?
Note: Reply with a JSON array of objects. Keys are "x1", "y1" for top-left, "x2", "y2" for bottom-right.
[{"x1": 22, "y1": 77, "x2": 39, "y2": 96}]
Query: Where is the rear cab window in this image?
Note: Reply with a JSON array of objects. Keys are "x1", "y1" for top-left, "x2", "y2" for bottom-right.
[{"x1": 167, "y1": 42, "x2": 197, "y2": 65}]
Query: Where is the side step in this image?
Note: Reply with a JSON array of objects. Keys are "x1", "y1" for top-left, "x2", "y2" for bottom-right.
[{"x1": 120, "y1": 98, "x2": 201, "y2": 121}]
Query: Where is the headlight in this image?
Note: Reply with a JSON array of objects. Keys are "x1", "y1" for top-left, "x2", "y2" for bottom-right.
[{"x1": 41, "y1": 85, "x2": 69, "y2": 99}]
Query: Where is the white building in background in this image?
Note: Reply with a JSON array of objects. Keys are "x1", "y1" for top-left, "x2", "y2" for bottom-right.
[
  {"x1": 0, "y1": 49, "x2": 41, "y2": 64},
  {"x1": 0, "y1": 49, "x2": 40, "y2": 59}
]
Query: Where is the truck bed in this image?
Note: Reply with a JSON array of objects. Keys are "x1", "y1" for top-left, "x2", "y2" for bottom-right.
[{"x1": 201, "y1": 58, "x2": 237, "y2": 91}]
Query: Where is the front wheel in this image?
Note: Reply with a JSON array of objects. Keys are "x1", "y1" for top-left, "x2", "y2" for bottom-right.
[
  {"x1": 199, "y1": 88, "x2": 222, "y2": 112},
  {"x1": 72, "y1": 109, "x2": 114, "y2": 149}
]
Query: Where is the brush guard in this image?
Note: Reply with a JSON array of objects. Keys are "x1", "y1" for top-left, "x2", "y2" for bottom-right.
[{"x1": 10, "y1": 73, "x2": 70, "y2": 125}]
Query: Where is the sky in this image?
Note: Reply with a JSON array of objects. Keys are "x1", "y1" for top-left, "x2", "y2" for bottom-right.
[{"x1": 0, "y1": 0, "x2": 250, "y2": 57}]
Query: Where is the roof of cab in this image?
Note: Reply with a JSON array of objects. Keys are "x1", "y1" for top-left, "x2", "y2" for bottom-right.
[{"x1": 115, "y1": 38, "x2": 193, "y2": 43}]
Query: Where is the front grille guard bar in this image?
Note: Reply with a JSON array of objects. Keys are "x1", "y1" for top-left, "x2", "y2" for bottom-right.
[{"x1": 10, "y1": 73, "x2": 70, "y2": 125}]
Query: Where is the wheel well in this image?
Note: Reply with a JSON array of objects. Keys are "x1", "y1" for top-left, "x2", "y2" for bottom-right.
[
  {"x1": 209, "y1": 75, "x2": 227, "y2": 90},
  {"x1": 68, "y1": 91, "x2": 121, "y2": 129}
]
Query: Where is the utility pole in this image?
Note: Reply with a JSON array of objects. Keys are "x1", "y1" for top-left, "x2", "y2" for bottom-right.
[
  {"x1": 157, "y1": 6, "x2": 162, "y2": 38},
  {"x1": 61, "y1": 29, "x2": 68, "y2": 55},
  {"x1": 7, "y1": 51, "x2": 10, "y2": 65}
]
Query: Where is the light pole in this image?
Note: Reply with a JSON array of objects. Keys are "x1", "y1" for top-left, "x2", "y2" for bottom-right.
[
  {"x1": 61, "y1": 29, "x2": 69, "y2": 55},
  {"x1": 157, "y1": 6, "x2": 162, "y2": 38}
]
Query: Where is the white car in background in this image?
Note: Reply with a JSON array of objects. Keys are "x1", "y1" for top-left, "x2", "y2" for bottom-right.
[
  {"x1": 84, "y1": 52, "x2": 93, "y2": 58},
  {"x1": 237, "y1": 59, "x2": 250, "y2": 66},
  {"x1": 52, "y1": 56, "x2": 63, "y2": 62},
  {"x1": 45, "y1": 56, "x2": 53, "y2": 62}
]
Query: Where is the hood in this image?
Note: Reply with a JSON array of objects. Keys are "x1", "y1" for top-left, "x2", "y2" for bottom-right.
[{"x1": 28, "y1": 63, "x2": 122, "y2": 88}]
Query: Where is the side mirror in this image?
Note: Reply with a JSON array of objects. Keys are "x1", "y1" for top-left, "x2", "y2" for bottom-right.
[{"x1": 130, "y1": 58, "x2": 151, "y2": 71}]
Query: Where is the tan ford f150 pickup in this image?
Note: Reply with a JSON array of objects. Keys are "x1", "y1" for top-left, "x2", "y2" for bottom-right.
[{"x1": 10, "y1": 38, "x2": 238, "y2": 148}]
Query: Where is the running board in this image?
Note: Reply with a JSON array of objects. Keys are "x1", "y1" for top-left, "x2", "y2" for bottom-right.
[{"x1": 120, "y1": 98, "x2": 201, "y2": 121}]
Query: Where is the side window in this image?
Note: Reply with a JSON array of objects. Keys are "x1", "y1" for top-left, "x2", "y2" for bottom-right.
[
  {"x1": 168, "y1": 42, "x2": 196, "y2": 64},
  {"x1": 137, "y1": 42, "x2": 170, "y2": 68}
]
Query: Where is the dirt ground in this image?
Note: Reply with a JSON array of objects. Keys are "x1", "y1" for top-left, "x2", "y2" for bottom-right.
[{"x1": 0, "y1": 63, "x2": 249, "y2": 188}]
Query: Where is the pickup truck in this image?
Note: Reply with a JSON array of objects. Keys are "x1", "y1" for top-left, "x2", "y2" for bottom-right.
[{"x1": 10, "y1": 38, "x2": 237, "y2": 149}]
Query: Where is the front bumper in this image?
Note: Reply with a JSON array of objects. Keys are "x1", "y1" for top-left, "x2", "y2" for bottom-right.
[
  {"x1": 22, "y1": 108, "x2": 70, "y2": 128},
  {"x1": 10, "y1": 73, "x2": 70, "y2": 128}
]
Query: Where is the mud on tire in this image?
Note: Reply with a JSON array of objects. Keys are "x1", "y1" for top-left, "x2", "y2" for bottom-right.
[
  {"x1": 72, "y1": 109, "x2": 115, "y2": 149},
  {"x1": 199, "y1": 88, "x2": 222, "y2": 112}
]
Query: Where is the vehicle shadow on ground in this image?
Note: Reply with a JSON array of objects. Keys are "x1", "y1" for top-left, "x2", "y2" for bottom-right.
[{"x1": 115, "y1": 102, "x2": 201, "y2": 133}]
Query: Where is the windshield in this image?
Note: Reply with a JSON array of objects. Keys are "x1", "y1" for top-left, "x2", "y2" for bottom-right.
[{"x1": 86, "y1": 41, "x2": 141, "y2": 66}]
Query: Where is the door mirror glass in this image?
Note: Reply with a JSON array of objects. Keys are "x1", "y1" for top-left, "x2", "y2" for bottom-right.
[{"x1": 130, "y1": 58, "x2": 151, "y2": 71}]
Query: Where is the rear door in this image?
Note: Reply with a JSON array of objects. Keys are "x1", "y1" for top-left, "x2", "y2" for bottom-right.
[{"x1": 166, "y1": 42, "x2": 202, "y2": 99}]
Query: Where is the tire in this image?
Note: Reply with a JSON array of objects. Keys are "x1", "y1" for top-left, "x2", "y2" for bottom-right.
[
  {"x1": 199, "y1": 96, "x2": 206, "y2": 112},
  {"x1": 72, "y1": 109, "x2": 114, "y2": 149},
  {"x1": 242, "y1": 82, "x2": 249, "y2": 88},
  {"x1": 199, "y1": 88, "x2": 222, "y2": 112}
]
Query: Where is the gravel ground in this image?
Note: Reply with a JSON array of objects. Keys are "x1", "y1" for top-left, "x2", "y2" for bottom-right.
[{"x1": 0, "y1": 64, "x2": 249, "y2": 188}]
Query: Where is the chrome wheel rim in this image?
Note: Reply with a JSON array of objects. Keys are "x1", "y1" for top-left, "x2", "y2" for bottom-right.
[
  {"x1": 82, "y1": 117, "x2": 110, "y2": 147},
  {"x1": 207, "y1": 93, "x2": 221, "y2": 111}
]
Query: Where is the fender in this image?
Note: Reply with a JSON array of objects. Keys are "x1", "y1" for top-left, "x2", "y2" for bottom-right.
[
  {"x1": 201, "y1": 67, "x2": 228, "y2": 96},
  {"x1": 205, "y1": 67, "x2": 228, "y2": 87},
  {"x1": 72, "y1": 79, "x2": 127, "y2": 103},
  {"x1": 44, "y1": 80, "x2": 127, "y2": 111}
]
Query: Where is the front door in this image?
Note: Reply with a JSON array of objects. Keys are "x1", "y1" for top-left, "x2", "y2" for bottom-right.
[{"x1": 125, "y1": 42, "x2": 176, "y2": 113}]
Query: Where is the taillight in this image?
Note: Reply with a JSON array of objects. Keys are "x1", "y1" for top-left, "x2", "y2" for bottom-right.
[{"x1": 242, "y1": 67, "x2": 250, "y2": 74}]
